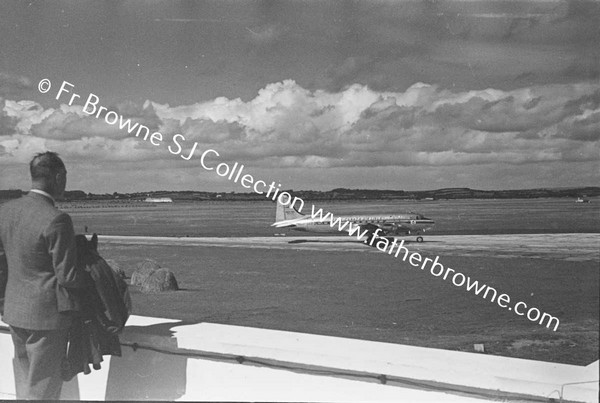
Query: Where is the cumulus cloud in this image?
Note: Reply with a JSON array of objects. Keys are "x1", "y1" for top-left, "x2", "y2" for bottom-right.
[
  {"x1": 1, "y1": 80, "x2": 598, "y2": 173},
  {"x1": 0, "y1": 101, "x2": 18, "y2": 137},
  {"x1": 0, "y1": 98, "x2": 164, "y2": 165}
]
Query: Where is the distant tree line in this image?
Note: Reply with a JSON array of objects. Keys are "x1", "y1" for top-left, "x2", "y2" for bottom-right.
[{"x1": 2, "y1": 187, "x2": 599, "y2": 203}]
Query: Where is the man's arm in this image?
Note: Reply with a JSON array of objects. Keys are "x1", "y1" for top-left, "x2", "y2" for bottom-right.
[{"x1": 45, "y1": 212, "x2": 89, "y2": 288}]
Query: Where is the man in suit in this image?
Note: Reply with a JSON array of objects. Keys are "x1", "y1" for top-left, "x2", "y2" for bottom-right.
[{"x1": 0, "y1": 151, "x2": 90, "y2": 400}]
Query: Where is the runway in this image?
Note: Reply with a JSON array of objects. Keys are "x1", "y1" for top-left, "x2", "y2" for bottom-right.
[{"x1": 99, "y1": 233, "x2": 599, "y2": 262}]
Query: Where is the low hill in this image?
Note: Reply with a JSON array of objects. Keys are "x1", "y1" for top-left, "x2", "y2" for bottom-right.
[{"x1": 2, "y1": 187, "x2": 599, "y2": 203}]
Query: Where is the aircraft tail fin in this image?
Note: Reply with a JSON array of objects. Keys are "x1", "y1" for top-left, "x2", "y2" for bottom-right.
[{"x1": 276, "y1": 200, "x2": 305, "y2": 222}]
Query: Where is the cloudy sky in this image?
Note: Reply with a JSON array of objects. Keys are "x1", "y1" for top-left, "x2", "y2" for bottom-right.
[{"x1": 1, "y1": 0, "x2": 598, "y2": 193}]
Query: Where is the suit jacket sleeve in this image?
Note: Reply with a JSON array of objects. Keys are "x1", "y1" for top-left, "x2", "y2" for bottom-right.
[
  {"x1": 45, "y1": 212, "x2": 88, "y2": 288},
  {"x1": 0, "y1": 236, "x2": 6, "y2": 316}
]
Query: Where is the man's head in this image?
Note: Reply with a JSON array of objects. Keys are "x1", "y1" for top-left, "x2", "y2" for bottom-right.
[{"x1": 30, "y1": 151, "x2": 67, "y2": 199}]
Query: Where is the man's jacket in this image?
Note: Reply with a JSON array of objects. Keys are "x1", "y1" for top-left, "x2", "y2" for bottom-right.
[{"x1": 0, "y1": 192, "x2": 88, "y2": 329}]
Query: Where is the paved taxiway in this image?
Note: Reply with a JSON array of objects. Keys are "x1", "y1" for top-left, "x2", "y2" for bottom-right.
[{"x1": 99, "y1": 233, "x2": 599, "y2": 262}]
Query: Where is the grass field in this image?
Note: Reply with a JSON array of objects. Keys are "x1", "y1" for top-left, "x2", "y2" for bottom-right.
[
  {"x1": 64, "y1": 198, "x2": 598, "y2": 365},
  {"x1": 98, "y1": 239, "x2": 598, "y2": 366}
]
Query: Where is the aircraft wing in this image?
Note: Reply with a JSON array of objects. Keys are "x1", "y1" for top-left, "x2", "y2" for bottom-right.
[
  {"x1": 360, "y1": 222, "x2": 410, "y2": 236},
  {"x1": 356, "y1": 223, "x2": 379, "y2": 234}
]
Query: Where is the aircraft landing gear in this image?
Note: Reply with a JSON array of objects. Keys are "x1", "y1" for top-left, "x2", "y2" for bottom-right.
[{"x1": 416, "y1": 236, "x2": 424, "y2": 243}]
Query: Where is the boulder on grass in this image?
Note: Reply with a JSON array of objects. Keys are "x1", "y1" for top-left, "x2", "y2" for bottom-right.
[
  {"x1": 105, "y1": 259, "x2": 126, "y2": 279},
  {"x1": 140, "y1": 268, "x2": 179, "y2": 293},
  {"x1": 131, "y1": 259, "x2": 161, "y2": 286}
]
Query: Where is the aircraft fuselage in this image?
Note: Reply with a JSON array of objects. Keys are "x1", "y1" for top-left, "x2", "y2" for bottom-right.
[{"x1": 288, "y1": 214, "x2": 435, "y2": 235}]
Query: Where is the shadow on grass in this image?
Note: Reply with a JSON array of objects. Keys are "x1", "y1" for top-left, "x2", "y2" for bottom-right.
[
  {"x1": 288, "y1": 238, "x2": 442, "y2": 245},
  {"x1": 288, "y1": 239, "x2": 363, "y2": 244}
]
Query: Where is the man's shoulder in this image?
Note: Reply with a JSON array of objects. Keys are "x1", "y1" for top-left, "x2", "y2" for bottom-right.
[
  {"x1": 0, "y1": 196, "x2": 25, "y2": 218},
  {"x1": 1, "y1": 194, "x2": 62, "y2": 223},
  {"x1": 0, "y1": 195, "x2": 24, "y2": 209}
]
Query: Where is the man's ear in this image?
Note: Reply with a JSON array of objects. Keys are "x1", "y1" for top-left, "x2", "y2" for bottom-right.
[{"x1": 91, "y1": 233, "x2": 98, "y2": 251}]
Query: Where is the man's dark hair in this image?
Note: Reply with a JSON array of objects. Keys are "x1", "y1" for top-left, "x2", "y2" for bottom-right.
[{"x1": 29, "y1": 151, "x2": 66, "y2": 181}]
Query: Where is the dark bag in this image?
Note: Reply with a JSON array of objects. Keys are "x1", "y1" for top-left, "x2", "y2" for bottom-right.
[{"x1": 62, "y1": 234, "x2": 130, "y2": 380}]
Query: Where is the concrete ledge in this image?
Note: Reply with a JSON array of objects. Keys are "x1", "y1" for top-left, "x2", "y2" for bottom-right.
[
  {"x1": 168, "y1": 320, "x2": 598, "y2": 402},
  {"x1": 1, "y1": 316, "x2": 598, "y2": 401}
]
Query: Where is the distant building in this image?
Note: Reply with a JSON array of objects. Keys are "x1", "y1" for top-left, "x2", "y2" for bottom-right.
[{"x1": 144, "y1": 197, "x2": 173, "y2": 203}]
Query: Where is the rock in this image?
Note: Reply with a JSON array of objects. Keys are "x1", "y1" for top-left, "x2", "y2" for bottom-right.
[
  {"x1": 137, "y1": 258, "x2": 161, "y2": 271},
  {"x1": 131, "y1": 259, "x2": 161, "y2": 286},
  {"x1": 105, "y1": 259, "x2": 126, "y2": 279},
  {"x1": 140, "y1": 268, "x2": 179, "y2": 293}
]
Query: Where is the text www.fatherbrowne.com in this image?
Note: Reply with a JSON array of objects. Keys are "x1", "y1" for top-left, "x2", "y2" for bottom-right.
[
  {"x1": 41, "y1": 78, "x2": 560, "y2": 331},
  {"x1": 309, "y1": 205, "x2": 560, "y2": 332}
]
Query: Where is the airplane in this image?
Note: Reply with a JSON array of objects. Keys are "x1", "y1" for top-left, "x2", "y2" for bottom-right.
[{"x1": 272, "y1": 201, "x2": 435, "y2": 243}]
